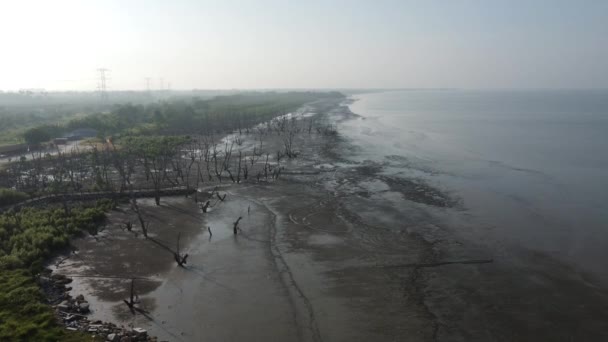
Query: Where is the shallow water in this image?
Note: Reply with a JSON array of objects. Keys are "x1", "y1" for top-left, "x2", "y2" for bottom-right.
[{"x1": 344, "y1": 89, "x2": 608, "y2": 282}]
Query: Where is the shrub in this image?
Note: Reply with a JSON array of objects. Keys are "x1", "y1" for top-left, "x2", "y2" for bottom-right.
[
  {"x1": 0, "y1": 201, "x2": 111, "y2": 341},
  {"x1": 0, "y1": 188, "x2": 28, "y2": 206}
]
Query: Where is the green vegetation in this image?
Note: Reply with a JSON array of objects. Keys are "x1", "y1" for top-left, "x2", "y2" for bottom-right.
[
  {"x1": 23, "y1": 125, "x2": 64, "y2": 145},
  {"x1": 0, "y1": 101, "x2": 89, "y2": 146},
  {"x1": 29, "y1": 92, "x2": 344, "y2": 140},
  {"x1": 1, "y1": 90, "x2": 329, "y2": 146},
  {"x1": 0, "y1": 202, "x2": 110, "y2": 270},
  {"x1": 0, "y1": 269, "x2": 92, "y2": 342},
  {"x1": 0, "y1": 188, "x2": 29, "y2": 207},
  {"x1": 0, "y1": 200, "x2": 113, "y2": 341}
]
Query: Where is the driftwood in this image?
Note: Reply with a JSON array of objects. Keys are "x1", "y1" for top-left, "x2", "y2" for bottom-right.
[
  {"x1": 200, "y1": 201, "x2": 211, "y2": 213},
  {"x1": 380, "y1": 259, "x2": 493, "y2": 269},
  {"x1": 216, "y1": 192, "x2": 226, "y2": 202}
]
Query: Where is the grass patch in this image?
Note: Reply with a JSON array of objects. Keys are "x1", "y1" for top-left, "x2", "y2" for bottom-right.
[
  {"x1": 0, "y1": 269, "x2": 93, "y2": 341},
  {"x1": 0, "y1": 200, "x2": 113, "y2": 341}
]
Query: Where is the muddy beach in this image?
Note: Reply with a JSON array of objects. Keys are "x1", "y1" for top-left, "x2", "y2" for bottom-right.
[{"x1": 51, "y1": 99, "x2": 608, "y2": 341}]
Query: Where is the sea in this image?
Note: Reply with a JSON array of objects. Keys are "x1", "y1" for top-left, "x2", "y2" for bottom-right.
[{"x1": 343, "y1": 89, "x2": 608, "y2": 282}]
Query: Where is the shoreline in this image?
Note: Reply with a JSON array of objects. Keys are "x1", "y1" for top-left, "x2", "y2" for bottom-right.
[{"x1": 48, "y1": 97, "x2": 608, "y2": 341}]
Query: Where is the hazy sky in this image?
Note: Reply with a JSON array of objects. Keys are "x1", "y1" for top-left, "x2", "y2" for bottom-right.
[{"x1": 1, "y1": 0, "x2": 607, "y2": 91}]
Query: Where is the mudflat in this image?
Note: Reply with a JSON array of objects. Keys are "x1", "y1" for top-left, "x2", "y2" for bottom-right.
[{"x1": 53, "y1": 99, "x2": 608, "y2": 341}]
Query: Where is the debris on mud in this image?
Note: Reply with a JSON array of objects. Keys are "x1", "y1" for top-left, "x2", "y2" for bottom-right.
[{"x1": 39, "y1": 269, "x2": 159, "y2": 341}]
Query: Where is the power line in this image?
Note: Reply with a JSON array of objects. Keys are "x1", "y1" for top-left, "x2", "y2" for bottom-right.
[{"x1": 96, "y1": 68, "x2": 110, "y2": 101}]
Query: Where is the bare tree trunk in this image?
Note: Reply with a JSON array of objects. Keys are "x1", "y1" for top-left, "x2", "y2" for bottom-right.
[
  {"x1": 174, "y1": 232, "x2": 189, "y2": 267},
  {"x1": 131, "y1": 198, "x2": 148, "y2": 238},
  {"x1": 233, "y1": 216, "x2": 242, "y2": 235}
]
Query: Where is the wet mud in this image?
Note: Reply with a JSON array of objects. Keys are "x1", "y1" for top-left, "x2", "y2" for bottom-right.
[{"x1": 52, "y1": 99, "x2": 608, "y2": 341}]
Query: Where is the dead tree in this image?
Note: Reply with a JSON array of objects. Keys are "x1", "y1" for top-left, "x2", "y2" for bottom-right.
[
  {"x1": 216, "y1": 192, "x2": 226, "y2": 202},
  {"x1": 202, "y1": 137, "x2": 213, "y2": 181},
  {"x1": 174, "y1": 232, "x2": 189, "y2": 267},
  {"x1": 282, "y1": 129, "x2": 298, "y2": 158},
  {"x1": 193, "y1": 139, "x2": 207, "y2": 200},
  {"x1": 222, "y1": 142, "x2": 235, "y2": 182},
  {"x1": 130, "y1": 198, "x2": 148, "y2": 238},
  {"x1": 123, "y1": 278, "x2": 140, "y2": 313},
  {"x1": 111, "y1": 145, "x2": 134, "y2": 193},
  {"x1": 200, "y1": 200, "x2": 211, "y2": 213},
  {"x1": 263, "y1": 153, "x2": 270, "y2": 180},
  {"x1": 141, "y1": 144, "x2": 174, "y2": 206},
  {"x1": 212, "y1": 143, "x2": 223, "y2": 182},
  {"x1": 236, "y1": 151, "x2": 243, "y2": 183},
  {"x1": 250, "y1": 147, "x2": 259, "y2": 166},
  {"x1": 233, "y1": 216, "x2": 242, "y2": 235}
]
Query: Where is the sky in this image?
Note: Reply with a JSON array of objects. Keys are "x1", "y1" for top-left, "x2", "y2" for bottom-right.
[{"x1": 0, "y1": 0, "x2": 607, "y2": 91}]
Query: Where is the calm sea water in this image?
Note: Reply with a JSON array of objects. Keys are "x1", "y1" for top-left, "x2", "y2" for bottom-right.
[{"x1": 344, "y1": 90, "x2": 608, "y2": 280}]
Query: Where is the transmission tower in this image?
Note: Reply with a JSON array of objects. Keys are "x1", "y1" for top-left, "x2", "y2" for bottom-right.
[
  {"x1": 97, "y1": 68, "x2": 110, "y2": 101},
  {"x1": 145, "y1": 77, "x2": 151, "y2": 92}
]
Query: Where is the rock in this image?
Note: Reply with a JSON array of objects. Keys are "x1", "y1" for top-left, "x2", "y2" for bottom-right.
[
  {"x1": 120, "y1": 337, "x2": 132, "y2": 342},
  {"x1": 76, "y1": 294, "x2": 85, "y2": 302},
  {"x1": 107, "y1": 333, "x2": 118, "y2": 341},
  {"x1": 51, "y1": 273, "x2": 67, "y2": 281},
  {"x1": 58, "y1": 300, "x2": 69, "y2": 310},
  {"x1": 57, "y1": 278, "x2": 73, "y2": 285},
  {"x1": 79, "y1": 302, "x2": 90, "y2": 312},
  {"x1": 132, "y1": 327, "x2": 147, "y2": 336}
]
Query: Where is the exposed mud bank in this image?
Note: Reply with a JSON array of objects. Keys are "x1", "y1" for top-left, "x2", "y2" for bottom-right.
[{"x1": 51, "y1": 98, "x2": 608, "y2": 341}]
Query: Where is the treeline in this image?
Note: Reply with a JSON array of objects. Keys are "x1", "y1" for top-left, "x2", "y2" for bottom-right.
[{"x1": 22, "y1": 91, "x2": 344, "y2": 142}]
